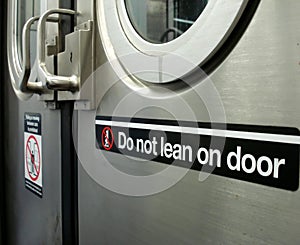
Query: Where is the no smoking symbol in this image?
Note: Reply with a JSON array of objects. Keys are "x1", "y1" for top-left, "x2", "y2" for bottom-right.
[
  {"x1": 102, "y1": 127, "x2": 114, "y2": 151},
  {"x1": 25, "y1": 135, "x2": 41, "y2": 181}
]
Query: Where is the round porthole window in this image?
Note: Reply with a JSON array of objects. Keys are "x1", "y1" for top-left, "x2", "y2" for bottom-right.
[
  {"x1": 96, "y1": 0, "x2": 255, "y2": 84},
  {"x1": 125, "y1": 0, "x2": 208, "y2": 44}
]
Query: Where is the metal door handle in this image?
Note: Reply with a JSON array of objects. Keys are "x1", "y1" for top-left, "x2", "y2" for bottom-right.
[
  {"x1": 19, "y1": 16, "x2": 44, "y2": 93},
  {"x1": 37, "y1": 9, "x2": 79, "y2": 92},
  {"x1": 20, "y1": 16, "x2": 58, "y2": 94}
]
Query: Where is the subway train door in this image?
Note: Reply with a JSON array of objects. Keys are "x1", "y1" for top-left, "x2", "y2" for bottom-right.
[
  {"x1": 5, "y1": 0, "x2": 300, "y2": 244},
  {"x1": 76, "y1": 0, "x2": 300, "y2": 244},
  {"x1": 5, "y1": 0, "x2": 87, "y2": 243}
]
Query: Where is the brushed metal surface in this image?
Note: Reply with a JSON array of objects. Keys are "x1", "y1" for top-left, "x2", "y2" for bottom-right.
[
  {"x1": 5, "y1": 0, "x2": 63, "y2": 243},
  {"x1": 4, "y1": 84, "x2": 63, "y2": 244},
  {"x1": 78, "y1": 0, "x2": 300, "y2": 244}
]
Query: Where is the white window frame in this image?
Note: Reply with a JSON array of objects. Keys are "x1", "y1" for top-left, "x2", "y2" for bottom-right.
[{"x1": 96, "y1": 0, "x2": 249, "y2": 84}]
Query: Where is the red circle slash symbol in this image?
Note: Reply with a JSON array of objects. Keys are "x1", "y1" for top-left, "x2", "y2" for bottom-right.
[
  {"x1": 25, "y1": 135, "x2": 41, "y2": 181},
  {"x1": 101, "y1": 127, "x2": 114, "y2": 151}
]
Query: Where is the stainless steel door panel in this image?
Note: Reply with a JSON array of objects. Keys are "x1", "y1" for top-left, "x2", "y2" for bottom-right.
[
  {"x1": 4, "y1": 79, "x2": 62, "y2": 244},
  {"x1": 211, "y1": 0, "x2": 300, "y2": 127},
  {"x1": 78, "y1": 0, "x2": 300, "y2": 244},
  {"x1": 5, "y1": 0, "x2": 66, "y2": 243},
  {"x1": 79, "y1": 166, "x2": 300, "y2": 244}
]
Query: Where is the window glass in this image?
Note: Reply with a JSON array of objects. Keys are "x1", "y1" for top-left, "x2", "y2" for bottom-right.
[
  {"x1": 17, "y1": 0, "x2": 40, "y2": 63},
  {"x1": 125, "y1": 0, "x2": 208, "y2": 43}
]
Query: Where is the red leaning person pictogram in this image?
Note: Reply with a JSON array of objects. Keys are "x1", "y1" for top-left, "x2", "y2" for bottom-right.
[
  {"x1": 101, "y1": 127, "x2": 114, "y2": 151},
  {"x1": 25, "y1": 135, "x2": 41, "y2": 181}
]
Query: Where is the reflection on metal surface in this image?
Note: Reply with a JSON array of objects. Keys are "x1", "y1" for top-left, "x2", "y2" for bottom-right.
[{"x1": 125, "y1": 0, "x2": 208, "y2": 43}]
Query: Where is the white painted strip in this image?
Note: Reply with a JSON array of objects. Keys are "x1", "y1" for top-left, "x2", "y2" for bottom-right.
[
  {"x1": 95, "y1": 120, "x2": 300, "y2": 145},
  {"x1": 173, "y1": 18, "x2": 195, "y2": 25}
]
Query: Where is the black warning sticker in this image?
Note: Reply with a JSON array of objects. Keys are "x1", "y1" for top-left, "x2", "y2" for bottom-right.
[
  {"x1": 24, "y1": 113, "x2": 43, "y2": 197},
  {"x1": 95, "y1": 116, "x2": 300, "y2": 191}
]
